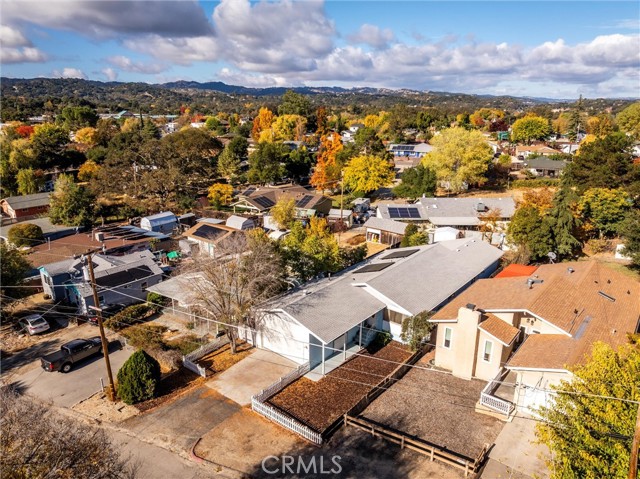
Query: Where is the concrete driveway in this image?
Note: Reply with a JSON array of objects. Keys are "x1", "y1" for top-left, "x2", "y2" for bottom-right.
[
  {"x1": 480, "y1": 415, "x2": 550, "y2": 479},
  {"x1": 122, "y1": 386, "x2": 241, "y2": 451},
  {"x1": 12, "y1": 341, "x2": 134, "y2": 408},
  {"x1": 206, "y1": 349, "x2": 296, "y2": 406}
]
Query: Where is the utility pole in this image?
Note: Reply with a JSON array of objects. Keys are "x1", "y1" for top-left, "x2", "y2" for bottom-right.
[
  {"x1": 85, "y1": 251, "x2": 116, "y2": 401},
  {"x1": 629, "y1": 403, "x2": 640, "y2": 479}
]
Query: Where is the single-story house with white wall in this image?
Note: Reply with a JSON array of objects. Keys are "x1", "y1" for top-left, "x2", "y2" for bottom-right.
[
  {"x1": 183, "y1": 221, "x2": 240, "y2": 257},
  {"x1": 255, "y1": 239, "x2": 503, "y2": 371},
  {"x1": 430, "y1": 261, "x2": 640, "y2": 417}
]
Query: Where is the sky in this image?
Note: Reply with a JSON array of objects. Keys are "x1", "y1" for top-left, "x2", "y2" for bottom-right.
[{"x1": 1, "y1": 0, "x2": 639, "y2": 98}]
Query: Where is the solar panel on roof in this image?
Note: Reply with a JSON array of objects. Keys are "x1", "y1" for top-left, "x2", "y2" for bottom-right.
[
  {"x1": 296, "y1": 195, "x2": 314, "y2": 208},
  {"x1": 353, "y1": 262, "x2": 394, "y2": 274},
  {"x1": 388, "y1": 206, "x2": 420, "y2": 219},
  {"x1": 253, "y1": 196, "x2": 275, "y2": 209},
  {"x1": 381, "y1": 249, "x2": 419, "y2": 260},
  {"x1": 243, "y1": 187, "x2": 256, "y2": 196},
  {"x1": 192, "y1": 224, "x2": 228, "y2": 240}
]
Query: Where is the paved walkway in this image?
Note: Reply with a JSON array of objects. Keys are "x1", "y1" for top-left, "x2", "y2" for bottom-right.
[
  {"x1": 481, "y1": 415, "x2": 550, "y2": 479},
  {"x1": 206, "y1": 349, "x2": 296, "y2": 406}
]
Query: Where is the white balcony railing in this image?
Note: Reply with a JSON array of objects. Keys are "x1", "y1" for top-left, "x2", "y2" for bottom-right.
[{"x1": 480, "y1": 368, "x2": 515, "y2": 417}]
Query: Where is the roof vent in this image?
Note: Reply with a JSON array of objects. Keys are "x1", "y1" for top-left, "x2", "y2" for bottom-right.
[
  {"x1": 476, "y1": 202, "x2": 486, "y2": 212},
  {"x1": 303, "y1": 289, "x2": 309, "y2": 295},
  {"x1": 567, "y1": 267, "x2": 574, "y2": 273},
  {"x1": 527, "y1": 278, "x2": 544, "y2": 289},
  {"x1": 466, "y1": 303, "x2": 476, "y2": 311}
]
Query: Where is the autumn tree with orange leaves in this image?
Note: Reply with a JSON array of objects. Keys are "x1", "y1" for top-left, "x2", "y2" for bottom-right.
[
  {"x1": 251, "y1": 107, "x2": 274, "y2": 141},
  {"x1": 311, "y1": 134, "x2": 343, "y2": 191}
]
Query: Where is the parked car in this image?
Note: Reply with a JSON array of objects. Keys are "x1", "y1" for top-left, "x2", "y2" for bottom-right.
[
  {"x1": 18, "y1": 314, "x2": 50, "y2": 335},
  {"x1": 88, "y1": 304, "x2": 128, "y2": 326},
  {"x1": 40, "y1": 337, "x2": 103, "y2": 373}
]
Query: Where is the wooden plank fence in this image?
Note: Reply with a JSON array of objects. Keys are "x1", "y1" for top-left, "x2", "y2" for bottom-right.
[
  {"x1": 344, "y1": 415, "x2": 490, "y2": 477},
  {"x1": 251, "y1": 363, "x2": 323, "y2": 444}
]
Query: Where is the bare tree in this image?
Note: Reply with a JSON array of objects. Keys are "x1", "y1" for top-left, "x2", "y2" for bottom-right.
[
  {"x1": 0, "y1": 386, "x2": 137, "y2": 479},
  {"x1": 191, "y1": 231, "x2": 284, "y2": 353}
]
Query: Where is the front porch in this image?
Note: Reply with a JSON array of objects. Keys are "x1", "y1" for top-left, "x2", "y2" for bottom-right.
[{"x1": 305, "y1": 342, "x2": 363, "y2": 381}]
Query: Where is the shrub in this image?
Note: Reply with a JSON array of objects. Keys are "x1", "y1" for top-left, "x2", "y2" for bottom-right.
[
  {"x1": 121, "y1": 324, "x2": 167, "y2": 350},
  {"x1": 510, "y1": 178, "x2": 561, "y2": 189},
  {"x1": 586, "y1": 238, "x2": 610, "y2": 255},
  {"x1": 8, "y1": 223, "x2": 44, "y2": 247},
  {"x1": 104, "y1": 304, "x2": 154, "y2": 331},
  {"x1": 149, "y1": 348, "x2": 182, "y2": 371},
  {"x1": 117, "y1": 350, "x2": 161, "y2": 405},
  {"x1": 146, "y1": 292, "x2": 167, "y2": 312},
  {"x1": 166, "y1": 334, "x2": 203, "y2": 356},
  {"x1": 369, "y1": 331, "x2": 392, "y2": 351}
]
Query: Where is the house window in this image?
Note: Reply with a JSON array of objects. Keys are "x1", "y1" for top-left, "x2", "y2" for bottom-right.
[
  {"x1": 443, "y1": 327, "x2": 452, "y2": 349},
  {"x1": 483, "y1": 340, "x2": 493, "y2": 362}
]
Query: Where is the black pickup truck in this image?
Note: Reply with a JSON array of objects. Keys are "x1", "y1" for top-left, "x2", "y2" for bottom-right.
[{"x1": 40, "y1": 337, "x2": 103, "y2": 373}]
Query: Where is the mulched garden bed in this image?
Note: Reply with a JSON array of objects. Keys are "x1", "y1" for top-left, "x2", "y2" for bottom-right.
[
  {"x1": 268, "y1": 341, "x2": 412, "y2": 432},
  {"x1": 197, "y1": 340, "x2": 253, "y2": 374},
  {"x1": 135, "y1": 368, "x2": 204, "y2": 413}
]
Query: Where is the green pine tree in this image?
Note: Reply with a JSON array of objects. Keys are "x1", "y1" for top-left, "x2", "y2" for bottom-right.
[
  {"x1": 117, "y1": 350, "x2": 161, "y2": 405},
  {"x1": 546, "y1": 186, "x2": 582, "y2": 259}
]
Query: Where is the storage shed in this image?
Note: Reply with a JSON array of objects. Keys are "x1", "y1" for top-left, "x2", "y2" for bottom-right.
[{"x1": 140, "y1": 211, "x2": 177, "y2": 234}]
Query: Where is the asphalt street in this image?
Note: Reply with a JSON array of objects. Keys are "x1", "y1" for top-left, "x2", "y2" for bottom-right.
[{"x1": 13, "y1": 342, "x2": 134, "y2": 407}]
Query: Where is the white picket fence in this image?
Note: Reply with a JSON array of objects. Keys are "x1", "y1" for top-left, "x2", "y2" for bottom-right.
[
  {"x1": 251, "y1": 363, "x2": 323, "y2": 444},
  {"x1": 182, "y1": 336, "x2": 229, "y2": 378}
]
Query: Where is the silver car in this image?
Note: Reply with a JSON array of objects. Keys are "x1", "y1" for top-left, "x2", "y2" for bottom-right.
[{"x1": 18, "y1": 314, "x2": 50, "y2": 335}]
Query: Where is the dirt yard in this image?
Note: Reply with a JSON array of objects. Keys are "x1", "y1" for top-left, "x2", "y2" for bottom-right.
[
  {"x1": 268, "y1": 342, "x2": 412, "y2": 432},
  {"x1": 73, "y1": 390, "x2": 140, "y2": 423},
  {"x1": 360, "y1": 355, "x2": 504, "y2": 459}
]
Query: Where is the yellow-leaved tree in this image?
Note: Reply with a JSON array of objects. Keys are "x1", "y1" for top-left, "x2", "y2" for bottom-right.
[
  {"x1": 251, "y1": 107, "x2": 274, "y2": 141},
  {"x1": 343, "y1": 155, "x2": 395, "y2": 194},
  {"x1": 310, "y1": 134, "x2": 343, "y2": 191},
  {"x1": 421, "y1": 127, "x2": 493, "y2": 193},
  {"x1": 208, "y1": 183, "x2": 233, "y2": 209}
]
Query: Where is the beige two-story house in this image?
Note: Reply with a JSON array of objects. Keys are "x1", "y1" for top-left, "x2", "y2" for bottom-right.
[{"x1": 430, "y1": 261, "x2": 640, "y2": 417}]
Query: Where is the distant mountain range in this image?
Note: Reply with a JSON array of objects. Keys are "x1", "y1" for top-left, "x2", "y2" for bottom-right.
[{"x1": 1, "y1": 77, "x2": 635, "y2": 120}]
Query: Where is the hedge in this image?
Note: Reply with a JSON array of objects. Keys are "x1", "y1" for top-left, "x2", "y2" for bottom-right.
[
  {"x1": 117, "y1": 350, "x2": 161, "y2": 405},
  {"x1": 104, "y1": 303, "x2": 155, "y2": 331},
  {"x1": 510, "y1": 178, "x2": 561, "y2": 189}
]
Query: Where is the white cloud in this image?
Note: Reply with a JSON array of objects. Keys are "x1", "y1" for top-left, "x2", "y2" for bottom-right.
[
  {"x1": 106, "y1": 55, "x2": 167, "y2": 74},
  {"x1": 217, "y1": 68, "x2": 293, "y2": 88},
  {"x1": 53, "y1": 67, "x2": 87, "y2": 79},
  {"x1": 0, "y1": 24, "x2": 47, "y2": 64},
  {"x1": 101, "y1": 67, "x2": 118, "y2": 81},
  {"x1": 124, "y1": 35, "x2": 222, "y2": 65},
  {"x1": 347, "y1": 24, "x2": 395, "y2": 50},
  {"x1": 2, "y1": 0, "x2": 212, "y2": 38}
]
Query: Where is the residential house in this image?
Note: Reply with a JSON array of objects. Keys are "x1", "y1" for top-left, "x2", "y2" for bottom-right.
[
  {"x1": 40, "y1": 250, "x2": 163, "y2": 313},
  {"x1": 523, "y1": 157, "x2": 567, "y2": 177},
  {"x1": 364, "y1": 217, "x2": 407, "y2": 246},
  {"x1": 232, "y1": 185, "x2": 332, "y2": 218},
  {"x1": 27, "y1": 225, "x2": 170, "y2": 270},
  {"x1": 515, "y1": 145, "x2": 560, "y2": 158},
  {"x1": 430, "y1": 261, "x2": 640, "y2": 416},
  {"x1": 387, "y1": 143, "x2": 434, "y2": 158},
  {"x1": 253, "y1": 239, "x2": 503, "y2": 372},
  {"x1": 183, "y1": 221, "x2": 240, "y2": 257},
  {"x1": 140, "y1": 211, "x2": 178, "y2": 235},
  {"x1": 376, "y1": 196, "x2": 516, "y2": 231},
  {"x1": 1, "y1": 193, "x2": 50, "y2": 220}
]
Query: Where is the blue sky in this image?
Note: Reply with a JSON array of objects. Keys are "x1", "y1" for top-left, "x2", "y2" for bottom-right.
[{"x1": 1, "y1": 1, "x2": 639, "y2": 98}]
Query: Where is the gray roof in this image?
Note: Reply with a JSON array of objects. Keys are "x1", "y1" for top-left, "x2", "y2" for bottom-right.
[
  {"x1": 276, "y1": 281, "x2": 386, "y2": 344},
  {"x1": 523, "y1": 158, "x2": 567, "y2": 170},
  {"x1": 365, "y1": 239, "x2": 503, "y2": 315},
  {"x1": 264, "y1": 238, "x2": 503, "y2": 343},
  {"x1": 141, "y1": 211, "x2": 177, "y2": 224},
  {"x1": 0, "y1": 217, "x2": 76, "y2": 241},
  {"x1": 146, "y1": 272, "x2": 203, "y2": 306},
  {"x1": 225, "y1": 215, "x2": 254, "y2": 230},
  {"x1": 364, "y1": 217, "x2": 408, "y2": 235},
  {"x1": 1, "y1": 193, "x2": 50, "y2": 210}
]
